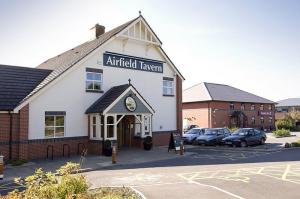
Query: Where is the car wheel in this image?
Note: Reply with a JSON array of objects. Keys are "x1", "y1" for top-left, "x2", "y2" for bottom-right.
[
  {"x1": 241, "y1": 141, "x2": 247, "y2": 147},
  {"x1": 260, "y1": 138, "x2": 266, "y2": 145}
]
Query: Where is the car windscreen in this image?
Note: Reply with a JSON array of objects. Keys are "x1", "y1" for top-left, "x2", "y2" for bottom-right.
[
  {"x1": 204, "y1": 130, "x2": 217, "y2": 135},
  {"x1": 186, "y1": 129, "x2": 199, "y2": 134},
  {"x1": 233, "y1": 129, "x2": 249, "y2": 136}
]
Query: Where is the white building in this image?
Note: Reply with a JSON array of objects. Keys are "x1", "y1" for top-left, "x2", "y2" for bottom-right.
[{"x1": 0, "y1": 14, "x2": 184, "y2": 160}]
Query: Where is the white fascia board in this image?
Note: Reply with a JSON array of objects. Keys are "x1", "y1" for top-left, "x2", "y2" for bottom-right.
[
  {"x1": 13, "y1": 36, "x2": 117, "y2": 113},
  {"x1": 157, "y1": 47, "x2": 185, "y2": 80},
  {"x1": 116, "y1": 17, "x2": 162, "y2": 46}
]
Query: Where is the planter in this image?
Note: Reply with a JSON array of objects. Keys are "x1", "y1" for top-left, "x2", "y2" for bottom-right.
[
  {"x1": 103, "y1": 140, "x2": 112, "y2": 156},
  {"x1": 143, "y1": 136, "x2": 153, "y2": 151}
]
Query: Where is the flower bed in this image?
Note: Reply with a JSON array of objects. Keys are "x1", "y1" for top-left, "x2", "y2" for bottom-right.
[{"x1": 272, "y1": 129, "x2": 291, "y2": 137}]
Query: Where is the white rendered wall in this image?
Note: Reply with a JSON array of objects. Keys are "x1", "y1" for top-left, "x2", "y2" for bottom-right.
[{"x1": 28, "y1": 37, "x2": 177, "y2": 139}]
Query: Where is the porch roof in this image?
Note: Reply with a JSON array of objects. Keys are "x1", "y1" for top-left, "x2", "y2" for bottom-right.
[{"x1": 86, "y1": 84, "x2": 130, "y2": 114}]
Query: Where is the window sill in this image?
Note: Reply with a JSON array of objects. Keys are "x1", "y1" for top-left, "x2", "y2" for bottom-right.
[
  {"x1": 86, "y1": 90, "x2": 104, "y2": 93},
  {"x1": 163, "y1": 94, "x2": 175, "y2": 97}
]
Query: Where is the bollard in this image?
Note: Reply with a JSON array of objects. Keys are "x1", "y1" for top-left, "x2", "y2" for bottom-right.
[
  {"x1": 112, "y1": 145, "x2": 117, "y2": 164},
  {"x1": 180, "y1": 142, "x2": 184, "y2": 156},
  {"x1": 0, "y1": 155, "x2": 4, "y2": 180}
]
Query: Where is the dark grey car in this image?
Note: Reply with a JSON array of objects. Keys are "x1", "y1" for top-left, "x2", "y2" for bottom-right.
[{"x1": 195, "y1": 128, "x2": 231, "y2": 146}]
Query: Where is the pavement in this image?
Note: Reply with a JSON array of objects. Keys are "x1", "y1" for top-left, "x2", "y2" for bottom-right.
[{"x1": 1, "y1": 134, "x2": 300, "y2": 198}]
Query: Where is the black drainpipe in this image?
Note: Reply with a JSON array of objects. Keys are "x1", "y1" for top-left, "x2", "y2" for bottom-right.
[{"x1": 8, "y1": 111, "x2": 13, "y2": 160}]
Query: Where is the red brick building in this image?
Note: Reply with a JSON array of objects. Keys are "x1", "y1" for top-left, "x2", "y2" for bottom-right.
[{"x1": 183, "y1": 83, "x2": 276, "y2": 131}]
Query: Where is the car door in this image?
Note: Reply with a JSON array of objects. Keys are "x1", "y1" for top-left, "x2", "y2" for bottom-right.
[
  {"x1": 216, "y1": 130, "x2": 224, "y2": 143},
  {"x1": 254, "y1": 130, "x2": 262, "y2": 144},
  {"x1": 246, "y1": 130, "x2": 255, "y2": 145}
]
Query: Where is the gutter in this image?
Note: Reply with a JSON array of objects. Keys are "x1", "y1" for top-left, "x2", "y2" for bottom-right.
[{"x1": 8, "y1": 111, "x2": 13, "y2": 160}]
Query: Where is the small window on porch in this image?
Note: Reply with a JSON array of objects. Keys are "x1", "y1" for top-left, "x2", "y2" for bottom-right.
[
  {"x1": 135, "y1": 115, "x2": 142, "y2": 136},
  {"x1": 92, "y1": 116, "x2": 96, "y2": 138},
  {"x1": 144, "y1": 115, "x2": 150, "y2": 135},
  {"x1": 107, "y1": 116, "x2": 114, "y2": 138}
]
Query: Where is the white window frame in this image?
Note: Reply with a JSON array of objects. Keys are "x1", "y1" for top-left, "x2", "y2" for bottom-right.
[
  {"x1": 91, "y1": 115, "x2": 97, "y2": 138},
  {"x1": 86, "y1": 71, "x2": 103, "y2": 91},
  {"x1": 45, "y1": 115, "x2": 65, "y2": 138},
  {"x1": 163, "y1": 79, "x2": 174, "y2": 96}
]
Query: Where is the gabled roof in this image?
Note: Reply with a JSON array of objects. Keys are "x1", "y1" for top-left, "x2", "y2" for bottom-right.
[
  {"x1": 86, "y1": 84, "x2": 130, "y2": 114},
  {"x1": 85, "y1": 83, "x2": 154, "y2": 114},
  {"x1": 183, "y1": 82, "x2": 275, "y2": 104},
  {"x1": 0, "y1": 65, "x2": 52, "y2": 111},
  {"x1": 22, "y1": 17, "x2": 138, "y2": 104},
  {"x1": 276, "y1": 98, "x2": 300, "y2": 107},
  {"x1": 14, "y1": 15, "x2": 184, "y2": 110}
]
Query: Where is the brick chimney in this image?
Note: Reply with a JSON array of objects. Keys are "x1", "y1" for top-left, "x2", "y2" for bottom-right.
[{"x1": 94, "y1": 23, "x2": 105, "y2": 38}]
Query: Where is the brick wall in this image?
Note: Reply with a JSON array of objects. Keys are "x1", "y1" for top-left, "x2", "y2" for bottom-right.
[
  {"x1": 183, "y1": 101, "x2": 275, "y2": 130},
  {"x1": 152, "y1": 131, "x2": 176, "y2": 146},
  {"x1": 28, "y1": 137, "x2": 89, "y2": 160},
  {"x1": 176, "y1": 75, "x2": 183, "y2": 133}
]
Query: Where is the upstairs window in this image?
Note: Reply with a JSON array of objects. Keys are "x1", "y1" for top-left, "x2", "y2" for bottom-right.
[
  {"x1": 86, "y1": 68, "x2": 103, "y2": 92},
  {"x1": 45, "y1": 111, "x2": 65, "y2": 138},
  {"x1": 163, "y1": 77, "x2": 174, "y2": 96},
  {"x1": 241, "y1": 103, "x2": 245, "y2": 110},
  {"x1": 268, "y1": 104, "x2": 272, "y2": 111},
  {"x1": 251, "y1": 104, "x2": 255, "y2": 110},
  {"x1": 260, "y1": 104, "x2": 264, "y2": 111},
  {"x1": 229, "y1": 102, "x2": 235, "y2": 110}
]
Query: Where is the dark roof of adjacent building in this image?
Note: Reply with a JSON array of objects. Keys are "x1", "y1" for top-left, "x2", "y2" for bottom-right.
[
  {"x1": 183, "y1": 82, "x2": 276, "y2": 104},
  {"x1": 86, "y1": 84, "x2": 130, "y2": 114},
  {"x1": 276, "y1": 98, "x2": 300, "y2": 107},
  {"x1": 0, "y1": 65, "x2": 52, "y2": 111}
]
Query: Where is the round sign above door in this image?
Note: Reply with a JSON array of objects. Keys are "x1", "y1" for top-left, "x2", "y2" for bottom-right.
[{"x1": 125, "y1": 96, "x2": 137, "y2": 112}]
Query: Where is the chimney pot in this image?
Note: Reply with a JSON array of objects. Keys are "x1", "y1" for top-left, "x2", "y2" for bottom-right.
[{"x1": 95, "y1": 23, "x2": 105, "y2": 38}]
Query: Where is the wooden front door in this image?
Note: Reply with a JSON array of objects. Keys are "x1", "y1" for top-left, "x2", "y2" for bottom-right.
[{"x1": 117, "y1": 115, "x2": 135, "y2": 148}]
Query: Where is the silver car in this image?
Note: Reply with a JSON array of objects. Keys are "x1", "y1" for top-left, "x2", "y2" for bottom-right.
[
  {"x1": 195, "y1": 128, "x2": 231, "y2": 146},
  {"x1": 182, "y1": 128, "x2": 207, "y2": 144}
]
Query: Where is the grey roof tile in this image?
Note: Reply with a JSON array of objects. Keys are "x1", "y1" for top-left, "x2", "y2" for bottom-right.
[
  {"x1": 0, "y1": 65, "x2": 52, "y2": 111},
  {"x1": 85, "y1": 84, "x2": 130, "y2": 113},
  {"x1": 21, "y1": 17, "x2": 138, "y2": 104},
  {"x1": 183, "y1": 82, "x2": 275, "y2": 104},
  {"x1": 276, "y1": 98, "x2": 300, "y2": 107}
]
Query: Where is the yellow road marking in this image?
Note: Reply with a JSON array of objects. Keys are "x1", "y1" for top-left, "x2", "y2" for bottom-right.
[{"x1": 282, "y1": 164, "x2": 291, "y2": 180}]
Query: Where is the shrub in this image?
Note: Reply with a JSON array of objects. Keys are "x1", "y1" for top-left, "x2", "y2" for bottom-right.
[
  {"x1": 229, "y1": 127, "x2": 238, "y2": 133},
  {"x1": 291, "y1": 142, "x2": 300, "y2": 147},
  {"x1": 5, "y1": 162, "x2": 88, "y2": 199},
  {"x1": 272, "y1": 129, "x2": 291, "y2": 137},
  {"x1": 275, "y1": 119, "x2": 294, "y2": 130}
]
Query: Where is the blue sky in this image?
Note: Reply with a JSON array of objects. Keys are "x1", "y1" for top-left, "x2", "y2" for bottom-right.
[{"x1": 0, "y1": 0, "x2": 299, "y2": 101}]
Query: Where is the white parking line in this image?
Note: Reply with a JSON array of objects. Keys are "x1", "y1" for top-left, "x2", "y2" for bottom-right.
[
  {"x1": 189, "y1": 180, "x2": 245, "y2": 199},
  {"x1": 282, "y1": 164, "x2": 291, "y2": 180}
]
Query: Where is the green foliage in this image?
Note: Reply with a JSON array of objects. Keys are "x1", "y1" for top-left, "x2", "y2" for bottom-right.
[
  {"x1": 275, "y1": 119, "x2": 294, "y2": 130},
  {"x1": 2, "y1": 162, "x2": 140, "y2": 199},
  {"x1": 291, "y1": 140, "x2": 300, "y2": 147},
  {"x1": 229, "y1": 127, "x2": 238, "y2": 133},
  {"x1": 5, "y1": 162, "x2": 88, "y2": 199},
  {"x1": 272, "y1": 129, "x2": 291, "y2": 137}
]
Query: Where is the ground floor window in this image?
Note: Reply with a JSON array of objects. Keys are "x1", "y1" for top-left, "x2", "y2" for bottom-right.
[
  {"x1": 260, "y1": 117, "x2": 264, "y2": 124},
  {"x1": 251, "y1": 116, "x2": 255, "y2": 125},
  {"x1": 45, "y1": 111, "x2": 65, "y2": 138}
]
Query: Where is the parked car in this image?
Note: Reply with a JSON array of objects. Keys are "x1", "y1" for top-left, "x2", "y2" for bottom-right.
[
  {"x1": 195, "y1": 128, "x2": 231, "y2": 146},
  {"x1": 182, "y1": 128, "x2": 207, "y2": 144},
  {"x1": 183, "y1": 124, "x2": 199, "y2": 133},
  {"x1": 222, "y1": 128, "x2": 266, "y2": 147}
]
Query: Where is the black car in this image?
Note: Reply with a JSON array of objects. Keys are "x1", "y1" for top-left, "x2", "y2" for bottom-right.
[
  {"x1": 195, "y1": 128, "x2": 231, "y2": 146},
  {"x1": 222, "y1": 128, "x2": 266, "y2": 147}
]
